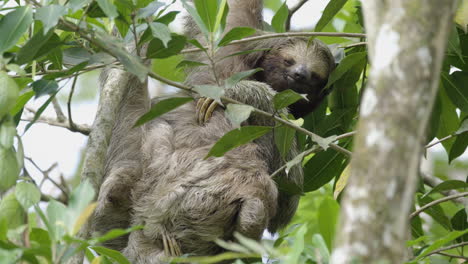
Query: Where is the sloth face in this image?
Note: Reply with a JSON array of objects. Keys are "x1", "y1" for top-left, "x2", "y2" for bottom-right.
[{"x1": 255, "y1": 39, "x2": 335, "y2": 118}]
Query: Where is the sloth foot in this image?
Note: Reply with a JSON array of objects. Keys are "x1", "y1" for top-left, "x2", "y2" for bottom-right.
[
  {"x1": 196, "y1": 97, "x2": 219, "y2": 124},
  {"x1": 162, "y1": 231, "x2": 182, "y2": 257}
]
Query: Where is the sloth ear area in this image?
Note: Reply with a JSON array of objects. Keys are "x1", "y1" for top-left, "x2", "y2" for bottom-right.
[{"x1": 243, "y1": 48, "x2": 270, "y2": 68}]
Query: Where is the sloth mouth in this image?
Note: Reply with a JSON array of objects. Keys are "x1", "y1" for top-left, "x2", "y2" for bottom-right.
[{"x1": 285, "y1": 74, "x2": 313, "y2": 94}]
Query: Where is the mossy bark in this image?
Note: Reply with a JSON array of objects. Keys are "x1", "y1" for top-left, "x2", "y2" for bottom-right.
[{"x1": 331, "y1": 1, "x2": 457, "y2": 263}]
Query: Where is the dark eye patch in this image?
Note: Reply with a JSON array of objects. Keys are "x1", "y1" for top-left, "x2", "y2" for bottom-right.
[{"x1": 284, "y1": 59, "x2": 295, "y2": 66}]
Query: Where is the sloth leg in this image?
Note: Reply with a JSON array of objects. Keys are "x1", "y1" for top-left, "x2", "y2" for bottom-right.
[
  {"x1": 234, "y1": 198, "x2": 269, "y2": 240},
  {"x1": 196, "y1": 97, "x2": 220, "y2": 124}
]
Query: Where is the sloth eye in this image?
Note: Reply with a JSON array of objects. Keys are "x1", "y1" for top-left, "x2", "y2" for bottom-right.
[{"x1": 284, "y1": 59, "x2": 295, "y2": 66}]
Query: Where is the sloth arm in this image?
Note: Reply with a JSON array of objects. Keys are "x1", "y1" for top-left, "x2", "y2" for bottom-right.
[{"x1": 91, "y1": 70, "x2": 150, "y2": 250}]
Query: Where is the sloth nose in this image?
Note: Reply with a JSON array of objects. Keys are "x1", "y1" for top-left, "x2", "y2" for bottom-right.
[{"x1": 291, "y1": 65, "x2": 309, "y2": 82}]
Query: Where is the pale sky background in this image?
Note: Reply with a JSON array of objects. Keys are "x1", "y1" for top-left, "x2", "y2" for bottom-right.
[{"x1": 17, "y1": 0, "x2": 465, "y2": 197}]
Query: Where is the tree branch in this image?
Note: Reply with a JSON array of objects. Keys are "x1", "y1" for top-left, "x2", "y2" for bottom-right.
[
  {"x1": 410, "y1": 192, "x2": 468, "y2": 219},
  {"x1": 22, "y1": 109, "x2": 91, "y2": 135},
  {"x1": 331, "y1": 1, "x2": 457, "y2": 263},
  {"x1": 286, "y1": 0, "x2": 309, "y2": 31},
  {"x1": 181, "y1": 32, "x2": 366, "y2": 54},
  {"x1": 421, "y1": 172, "x2": 465, "y2": 204},
  {"x1": 52, "y1": 98, "x2": 66, "y2": 122},
  {"x1": 424, "y1": 242, "x2": 468, "y2": 258},
  {"x1": 432, "y1": 252, "x2": 468, "y2": 260}
]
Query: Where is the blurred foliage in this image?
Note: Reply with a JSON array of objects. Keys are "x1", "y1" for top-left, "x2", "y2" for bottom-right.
[{"x1": 0, "y1": 0, "x2": 467, "y2": 263}]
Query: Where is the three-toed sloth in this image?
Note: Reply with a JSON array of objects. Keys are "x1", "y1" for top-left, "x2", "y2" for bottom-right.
[{"x1": 90, "y1": 0, "x2": 335, "y2": 263}]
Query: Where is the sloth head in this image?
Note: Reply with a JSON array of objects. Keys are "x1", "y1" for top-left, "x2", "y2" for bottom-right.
[{"x1": 248, "y1": 38, "x2": 336, "y2": 117}]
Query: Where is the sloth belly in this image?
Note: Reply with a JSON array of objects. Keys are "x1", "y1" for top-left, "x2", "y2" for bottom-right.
[{"x1": 129, "y1": 103, "x2": 278, "y2": 256}]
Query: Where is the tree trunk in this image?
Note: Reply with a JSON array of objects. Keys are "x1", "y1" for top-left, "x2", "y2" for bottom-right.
[{"x1": 331, "y1": 1, "x2": 457, "y2": 263}]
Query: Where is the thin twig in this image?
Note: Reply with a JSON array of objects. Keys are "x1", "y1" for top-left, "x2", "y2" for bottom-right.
[
  {"x1": 421, "y1": 172, "x2": 465, "y2": 204},
  {"x1": 67, "y1": 75, "x2": 79, "y2": 132},
  {"x1": 286, "y1": 0, "x2": 309, "y2": 31},
  {"x1": 12, "y1": 63, "x2": 115, "y2": 79},
  {"x1": 342, "y1": 42, "x2": 367, "y2": 49},
  {"x1": 181, "y1": 32, "x2": 367, "y2": 54},
  {"x1": 336, "y1": 131, "x2": 356, "y2": 141},
  {"x1": 424, "y1": 242, "x2": 468, "y2": 258},
  {"x1": 433, "y1": 252, "x2": 468, "y2": 260},
  {"x1": 426, "y1": 134, "x2": 454, "y2": 149},
  {"x1": 270, "y1": 130, "x2": 356, "y2": 178},
  {"x1": 25, "y1": 157, "x2": 70, "y2": 200},
  {"x1": 270, "y1": 145, "x2": 320, "y2": 178},
  {"x1": 52, "y1": 98, "x2": 66, "y2": 122},
  {"x1": 410, "y1": 192, "x2": 468, "y2": 219},
  {"x1": 21, "y1": 116, "x2": 91, "y2": 135}
]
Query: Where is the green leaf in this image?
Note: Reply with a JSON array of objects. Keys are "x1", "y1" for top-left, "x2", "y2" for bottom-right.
[
  {"x1": 325, "y1": 52, "x2": 366, "y2": 89},
  {"x1": 271, "y1": 2, "x2": 288, "y2": 33},
  {"x1": 217, "y1": 27, "x2": 256, "y2": 47},
  {"x1": 95, "y1": 34, "x2": 148, "y2": 81},
  {"x1": 155, "y1": 11, "x2": 180, "y2": 25},
  {"x1": 134, "y1": 97, "x2": 193, "y2": 127},
  {"x1": 0, "y1": 193, "x2": 25, "y2": 229},
  {"x1": 0, "y1": 6, "x2": 33, "y2": 54},
  {"x1": 451, "y1": 209, "x2": 468, "y2": 243},
  {"x1": 149, "y1": 22, "x2": 172, "y2": 47},
  {"x1": 30, "y1": 227, "x2": 52, "y2": 246},
  {"x1": 206, "y1": 126, "x2": 272, "y2": 158},
  {"x1": 274, "y1": 125, "x2": 296, "y2": 159},
  {"x1": 68, "y1": 0, "x2": 92, "y2": 12},
  {"x1": 91, "y1": 246, "x2": 130, "y2": 264},
  {"x1": 32, "y1": 80, "x2": 59, "y2": 98},
  {"x1": 147, "y1": 34, "x2": 186, "y2": 59},
  {"x1": 422, "y1": 180, "x2": 468, "y2": 198},
  {"x1": 45, "y1": 61, "x2": 88, "y2": 79},
  {"x1": 436, "y1": 85, "x2": 459, "y2": 155},
  {"x1": 0, "y1": 148, "x2": 20, "y2": 192},
  {"x1": 225, "y1": 68, "x2": 262, "y2": 88},
  {"x1": 447, "y1": 26, "x2": 465, "y2": 63},
  {"x1": 35, "y1": 5, "x2": 68, "y2": 32},
  {"x1": 137, "y1": 1, "x2": 164, "y2": 19},
  {"x1": 225, "y1": 104, "x2": 253, "y2": 128},
  {"x1": 318, "y1": 197, "x2": 340, "y2": 251},
  {"x1": 303, "y1": 143, "x2": 349, "y2": 192},
  {"x1": 47, "y1": 49, "x2": 64, "y2": 69},
  {"x1": 16, "y1": 29, "x2": 53, "y2": 65},
  {"x1": 415, "y1": 229, "x2": 468, "y2": 260},
  {"x1": 443, "y1": 71, "x2": 468, "y2": 113},
  {"x1": 0, "y1": 248, "x2": 22, "y2": 263},
  {"x1": 311, "y1": 233, "x2": 330, "y2": 263},
  {"x1": 96, "y1": 0, "x2": 118, "y2": 19},
  {"x1": 94, "y1": 226, "x2": 144, "y2": 244},
  {"x1": 315, "y1": 0, "x2": 348, "y2": 32},
  {"x1": 63, "y1": 47, "x2": 92, "y2": 66},
  {"x1": 0, "y1": 119, "x2": 16, "y2": 149},
  {"x1": 46, "y1": 200, "x2": 68, "y2": 240},
  {"x1": 449, "y1": 132, "x2": 468, "y2": 162},
  {"x1": 455, "y1": 118, "x2": 468, "y2": 135},
  {"x1": 181, "y1": 0, "x2": 209, "y2": 36},
  {"x1": 68, "y1": 181, "x2": 95, "y2": 225},
  {"x1": 15, "y1": 181, "x2": 41, "y2": 210},
  {"x1": 417, "y1": 195, "x2": 451, "y2": 230},
  {"x1": 193, "y1": 0, "x2": 218, "y2": 33},
  {"x1": 194, "y1": 85, "x2": 225, "y2": 103},
  {"x1": 213, "y1": 0, "x2": 228, "y2": 34},
  {"x1": 286, "y1": 224, "x2": 307, "y2": 264},
  {"x1": 273, "y1": 89, "x2": 304, "y2": 110}
]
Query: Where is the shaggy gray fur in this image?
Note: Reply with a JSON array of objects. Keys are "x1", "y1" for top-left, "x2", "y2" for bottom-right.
[{"x1": 91, "y1": 0, "x2": 306, "y2": 263}]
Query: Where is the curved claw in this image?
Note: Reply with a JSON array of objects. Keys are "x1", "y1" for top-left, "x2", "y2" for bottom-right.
[{"x1": 196, "y1": 97, "x2": 219, "y2": 125}]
